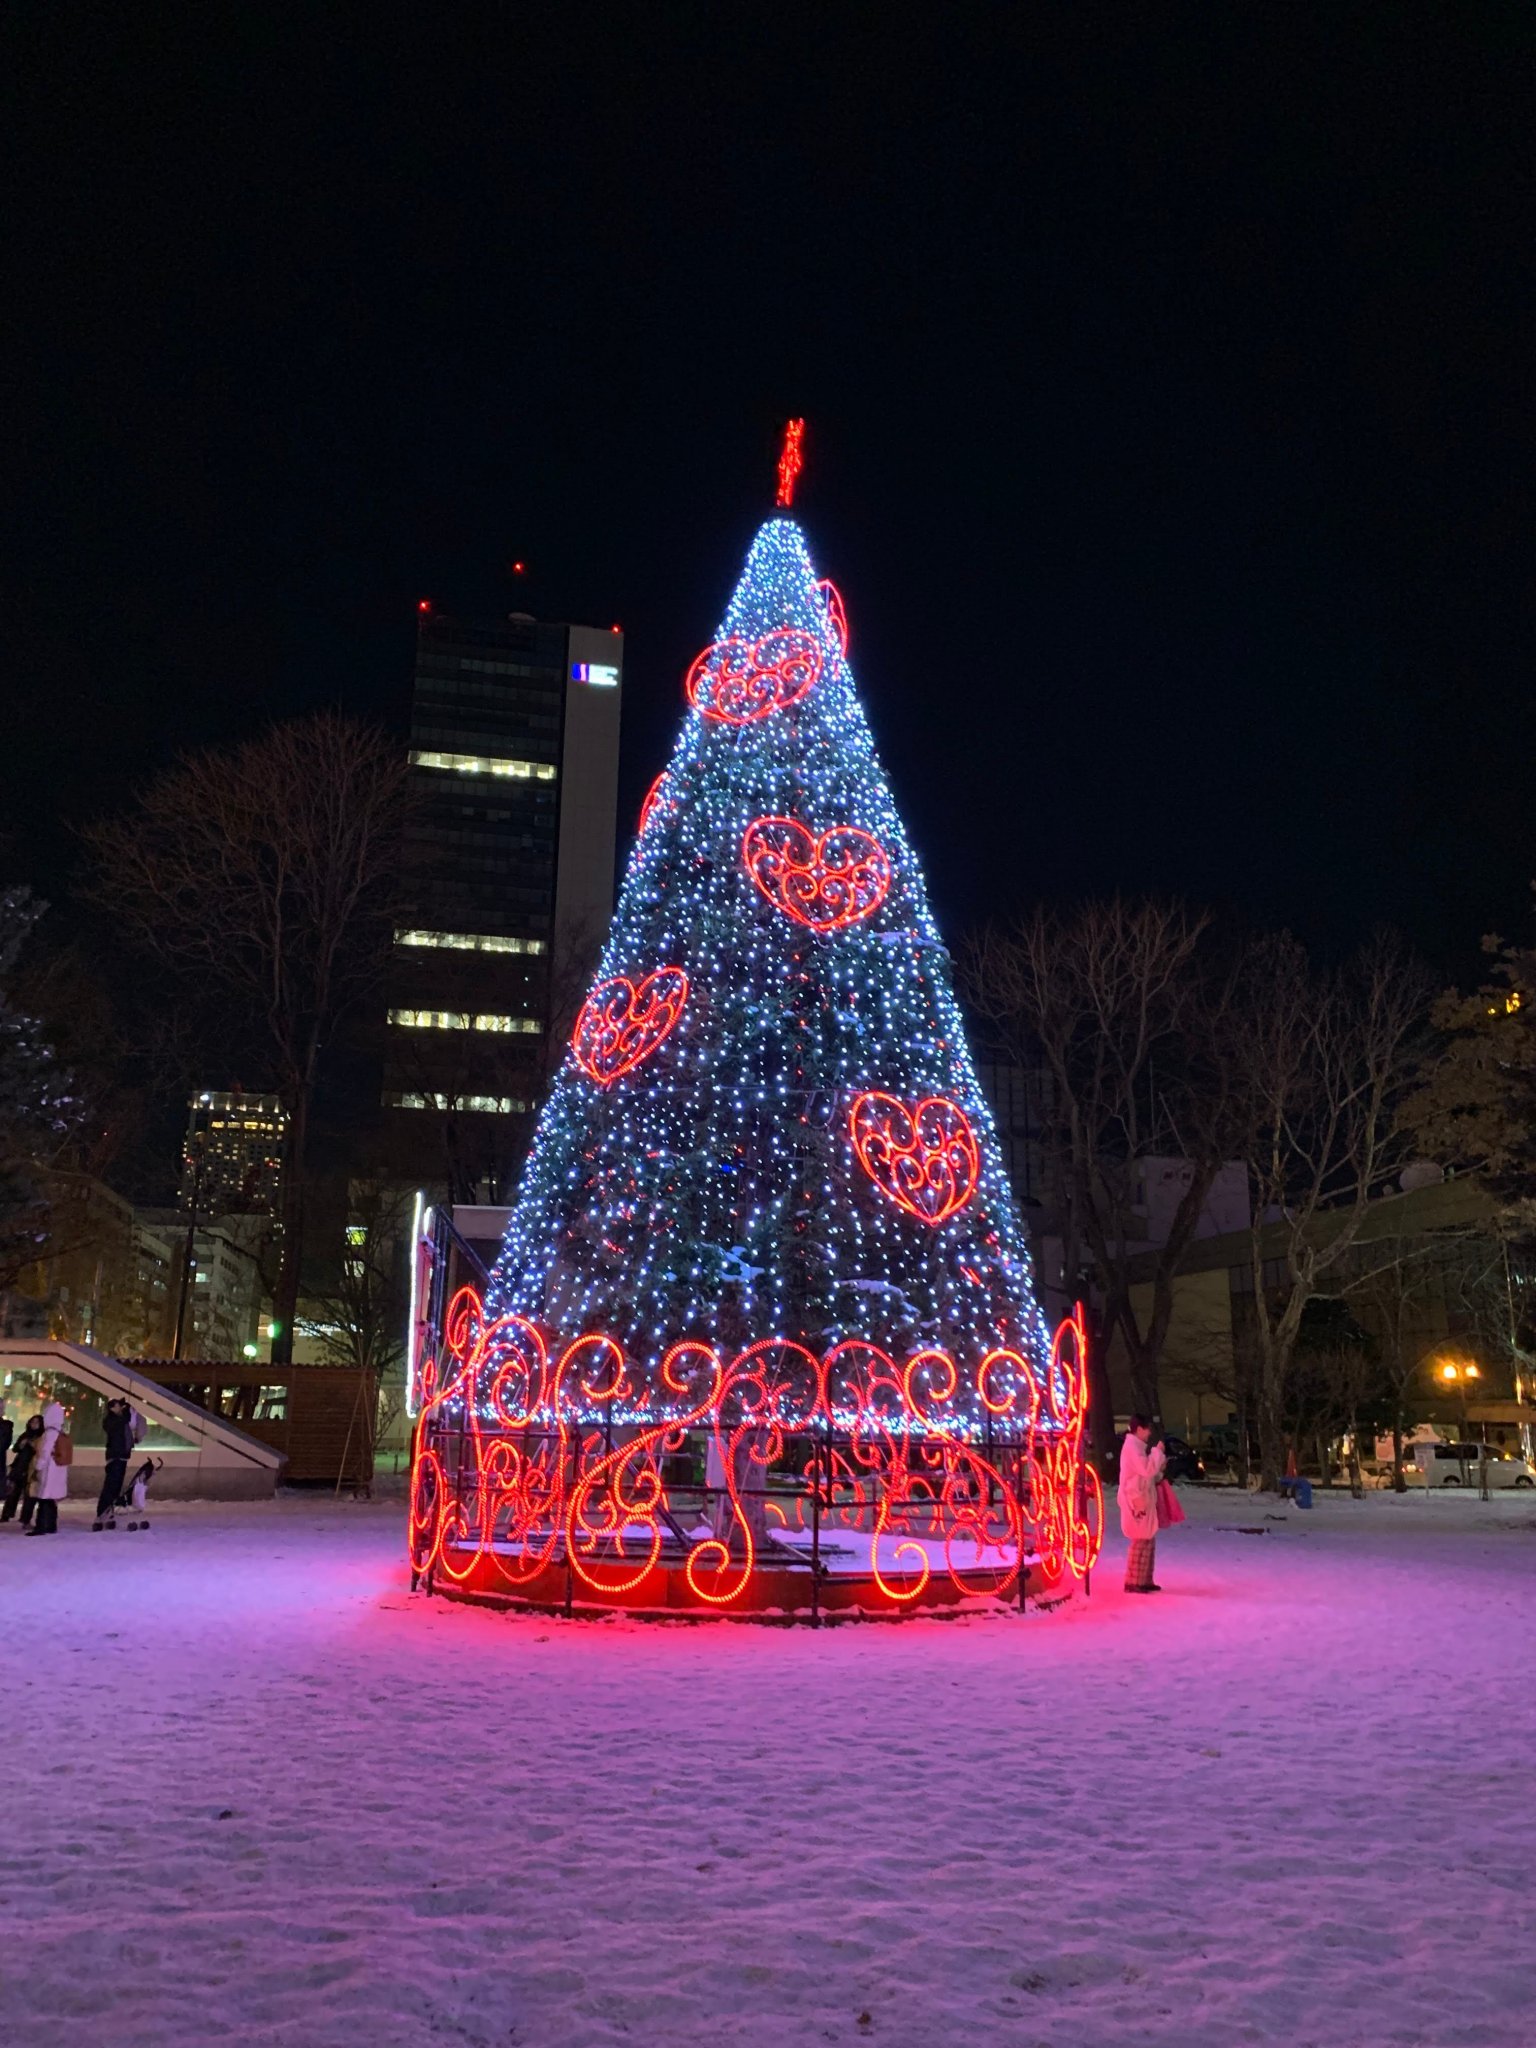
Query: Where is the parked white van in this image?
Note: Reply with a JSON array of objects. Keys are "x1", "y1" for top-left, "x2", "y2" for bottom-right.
[{"x1": 1412, "y1": 1442, "x2": 1536, "y2": 1489}]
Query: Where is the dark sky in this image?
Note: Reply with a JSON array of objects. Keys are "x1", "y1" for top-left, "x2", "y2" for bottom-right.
[{"x1": 5, "y1": 5, "x2": 1535, "y2": 977}]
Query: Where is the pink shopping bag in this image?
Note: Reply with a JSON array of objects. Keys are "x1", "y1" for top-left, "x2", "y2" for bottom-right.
[{"x1": 1155, "y1": 1477, "x2": 1186, "y2": 1529}]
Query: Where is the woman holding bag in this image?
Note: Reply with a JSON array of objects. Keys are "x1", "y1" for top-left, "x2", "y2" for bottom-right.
[
  {"x1": 25, "y1": 1400, "x2": 69, "y2": 1536},
  {"x1": 1118, "y1": 1415, "x2": 1167, "y2": 1593}
]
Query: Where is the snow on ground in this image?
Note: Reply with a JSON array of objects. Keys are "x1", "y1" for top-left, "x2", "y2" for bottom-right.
[{"x1": 2, "y1": 1487, "x2": 1534, "y2": 2048}]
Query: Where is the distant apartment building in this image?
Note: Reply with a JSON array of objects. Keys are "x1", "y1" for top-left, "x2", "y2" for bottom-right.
[
  {"x1": 182, "y1": 1091, "x2": 288, "y2": 1218},
  {"x1": 0, "y1": 1172, "x2": 263, "y2": 1360},
  {"x1": 133, "y1": 1208, "x2": 267, "y2": 1360},
  {"x1": 383, "y1": 606, "x2": 623, "y2": 1198},
  {"x1": 0, "y1": 1170, "x2": 140, "y2": 1349}
]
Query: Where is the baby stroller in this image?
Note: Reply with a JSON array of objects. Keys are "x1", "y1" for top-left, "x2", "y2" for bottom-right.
[{"x1": 96, "y1": 1456, "x2": 163, "y2": 1531}]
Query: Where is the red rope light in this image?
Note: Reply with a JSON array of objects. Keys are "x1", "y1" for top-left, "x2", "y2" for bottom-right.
[
  {"x1": 847, "y1": 1091, "x2": 980, "y2": 1226},
  {"x1": 775, "y1": 418, "x2": 805, "y2": 507},
  {"x1": 571, "y1": 968, "x2": 689, "y2": 1084},
  {"x1": 816, "y1": 578, "x2": 848, "y2": 655},
  {"x1": 638, "y1": 770, "x2": 671, "y2": 834},
  {"x1": 742, "y1": 815, "x2": 892, "y2": 931},
  {"x1": 684, "y1": 626, "x2": 823, "y2": 724}
]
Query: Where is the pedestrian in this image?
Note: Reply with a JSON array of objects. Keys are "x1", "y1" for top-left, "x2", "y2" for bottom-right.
[
  {"x1": 0, "y1": 1401, "x2": 11, "y2": 1466},
  {"x1": 26, "y1": 1400, "x2": 70, "y2": 1536},
  {"x1": 1, "y1": 1413, "x2": 44, "y2": 1524},
  {"x1": 95, "y1": 1397, "x2": 136, "y2": 1529},
  {"x1": 1119, "y1": 1414, "x2": 1167, "y2": 1594}
]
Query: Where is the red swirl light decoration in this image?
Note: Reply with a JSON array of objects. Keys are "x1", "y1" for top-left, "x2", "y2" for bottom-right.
[
  {"x1": 848, "y1": 1091, "x2": 980, "y2": 1226},
  {"x1": 742, "y1": 815, "x2": 892, "y2": 932},
  {"x1": 1031, "y1": 1303, "x2": 1104, "y2": 1582},
  {"x1": 407, "y1": 1292, "x2": 1103, "y2": 1616},
  {"x1": 638, "y1": 771, "x2": 671, "y2": 834},
  {"x1": 816, "y1": 577, "x2": 848, "y2": 655},
  {"x1": 571, "y1": 968, "x2": 689, "y2": 1085},
  {"x1": 684, "y1": 626, "x2": 823, "y2": 725}
]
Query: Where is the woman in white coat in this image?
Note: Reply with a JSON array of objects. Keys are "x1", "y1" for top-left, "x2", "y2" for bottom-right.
[
  {"x1": 26, "y1": 1400, "x2": 68, "y2": 1536},
  {"x1": 1118, "y1": 1415, "x2": 1166, "y2": 1593}
]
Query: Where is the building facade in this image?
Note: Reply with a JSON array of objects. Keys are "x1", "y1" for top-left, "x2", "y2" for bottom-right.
[
  {"x1": 382, "y1": 607, "x2": 623, "y2": 1199},
  {"x1": 132, "y1": 1208, "x2": 268, "y2": 1360},
  {"x1": 1113, "y1": 1175, "x2": 1536, "y2": 1463},
  {"x1": 0, "y1": 1172, "x2": 265, "y2": 1362}
]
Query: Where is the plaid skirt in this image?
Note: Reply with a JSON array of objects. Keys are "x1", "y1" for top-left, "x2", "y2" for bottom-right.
[{"x1": 1125, "y1": 1536, "x2": 1157, "y2": 1590}]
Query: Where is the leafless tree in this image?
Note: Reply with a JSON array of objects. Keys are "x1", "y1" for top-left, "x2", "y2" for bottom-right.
[
  {"x1": 86, "y1": 713, "x2": 412, "y2": 1363},
  {"x1": 1342, "y1": 1233, "x2": 1491, "y2": 1490},
  {"x1": 961, "y1": 898, "x2": 1244, "y2": 1464},
  {"x1": 306, "y1": 1179, "x2": 410, "y2": 1380},
  {"x1": 1230, "y1": 933, "x2": 1429, "y2": 1489}
]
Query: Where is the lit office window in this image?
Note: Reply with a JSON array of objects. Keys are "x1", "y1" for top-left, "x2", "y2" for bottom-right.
[
  {"x1": 408, "y1": 750, "x2": 557, "y2": 781},
  {"x1": 387, "y1": 1009, "x2": 540, "y2": 1035},
  {"x1": 394, "y1": 929, "x2": 547, "y2": 956},
  {"x1": 384, "y1": 1091, "x2": 533, "y2": 1114}
]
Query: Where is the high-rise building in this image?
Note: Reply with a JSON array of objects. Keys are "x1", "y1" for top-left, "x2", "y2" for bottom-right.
[
  {"x1": 181, "y1": 1092, "x2": 288, "y2": 1217},
  {"x1": 382, "y1": 607, "x2": 623, "y2": 1197}
]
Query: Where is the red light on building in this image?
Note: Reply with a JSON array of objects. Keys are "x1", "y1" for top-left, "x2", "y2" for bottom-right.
[
  {"x1": 417, "y1": 599, "x2": 432, "y2": 614},
  {"x1": 512, "y1": 560, "x2": 527, "y2": 576}
]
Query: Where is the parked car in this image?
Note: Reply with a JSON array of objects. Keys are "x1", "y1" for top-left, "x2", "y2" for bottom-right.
[
  {"x1": 1161, "y1": 1434, "x2": 1207, "y2": 1485},
  {"x1": 1413, "y1": 1443, "x2": 1536, "y2": 1489},
  {"x1": 1111, "y1": 1431, "x2": 1207, "y2": 1484}
]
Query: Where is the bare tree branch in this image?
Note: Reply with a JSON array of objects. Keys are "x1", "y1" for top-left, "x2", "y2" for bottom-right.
[{"x1": 85, "y1": 713, "x2": 412, "y2": 1362}]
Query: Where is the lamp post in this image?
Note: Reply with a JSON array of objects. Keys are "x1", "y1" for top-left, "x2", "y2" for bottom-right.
[{"x1": 1438, "y1": 1360, "x2": 1484, "y2": 1497}]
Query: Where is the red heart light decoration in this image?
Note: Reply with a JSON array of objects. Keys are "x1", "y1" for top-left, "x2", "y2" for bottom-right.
[
  {"x1": 684, "y1": 625, "x2": 823, "y2": 725},
  {"x1": 848, "y1": 1091, "x2": 980, "y2": 1227},
  {"x1": 742, "y1": 815, "x2": 892, "y2": 932},
  {"x1": 572, "y1": 968, "x2": 689, "y2": 1085}
]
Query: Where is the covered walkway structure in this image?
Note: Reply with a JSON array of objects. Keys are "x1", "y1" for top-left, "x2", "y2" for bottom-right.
[{"x1": 0, "y1": 1341, "x2": 284, "y2": 1499}]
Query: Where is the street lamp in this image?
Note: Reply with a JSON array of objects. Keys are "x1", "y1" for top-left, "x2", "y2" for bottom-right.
[{"x1": 1438, "y1": 1360, "x2": 1483, "y2": 1494}]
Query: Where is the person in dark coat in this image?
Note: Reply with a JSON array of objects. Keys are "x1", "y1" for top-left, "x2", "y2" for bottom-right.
[
  {"x1": 1, "y1": 1413, "x2": 44, "y2": 1524},
  {"x1": 95, "y1": 1397, "x2": 136, "y2": 1526}
]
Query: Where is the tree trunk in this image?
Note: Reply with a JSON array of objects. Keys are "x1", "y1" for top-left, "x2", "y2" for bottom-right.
[
  {"x1": 1127, "y1": 1346, "x2": 1161, "y2": 1427},
  {"x1": 1232, "y1": 1367, "x2": 1252, "y2": 1489},
  {"x1": 1084, "y1": 1311, "x2": 1117, "y2": 1474},
  {"x1": 1256, "y1": 1342, "x2": 1287, "y2": 1491},
  {"x1": 272, "y1": 1086, "x2": 309, "y2": 1367},
  {"x1": 1391, "y1": 1412, "x2": 1407, "y2": 1493}
]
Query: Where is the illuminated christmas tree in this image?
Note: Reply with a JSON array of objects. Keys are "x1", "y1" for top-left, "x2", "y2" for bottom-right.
[{"x1": 411, "y1": 428, "x2": 1099, "y2": 1615}]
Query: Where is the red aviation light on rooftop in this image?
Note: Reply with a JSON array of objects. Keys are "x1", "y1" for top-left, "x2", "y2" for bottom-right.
[
  {"x1": 775, "y1": 417, "x2": 806, "y2": 507},
  {"x1": 417, "y1": 599, "x2": 432, "y2": 614}
]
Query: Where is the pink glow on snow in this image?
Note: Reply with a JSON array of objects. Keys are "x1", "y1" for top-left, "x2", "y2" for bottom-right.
[{"x1": 3, "y1": 1488, "x2": 1533, "y2": 2045}]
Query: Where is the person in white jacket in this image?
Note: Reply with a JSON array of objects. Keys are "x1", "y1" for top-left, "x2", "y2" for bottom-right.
[
  {"x1": 1118, "y1": 1415, "x2": 1167, "y2": 1593},
  {"x1": 26, "y1": 1400, "x2": 68, "y2": 1536}
]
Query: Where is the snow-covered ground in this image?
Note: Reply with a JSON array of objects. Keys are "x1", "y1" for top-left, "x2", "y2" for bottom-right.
[{"x1": 3, "y1": 1487, "x2": 1533, "y2": 2048}]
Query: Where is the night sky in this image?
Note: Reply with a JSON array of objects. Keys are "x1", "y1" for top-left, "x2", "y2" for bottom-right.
[{"x1": 6, "y1": 7, "x2": 1534, "y2": 978}]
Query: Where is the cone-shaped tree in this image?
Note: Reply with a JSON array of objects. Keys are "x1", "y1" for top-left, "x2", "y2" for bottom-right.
[{"x1": 485, "y1": 512, "x2": 1054, "y2": 1430}]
